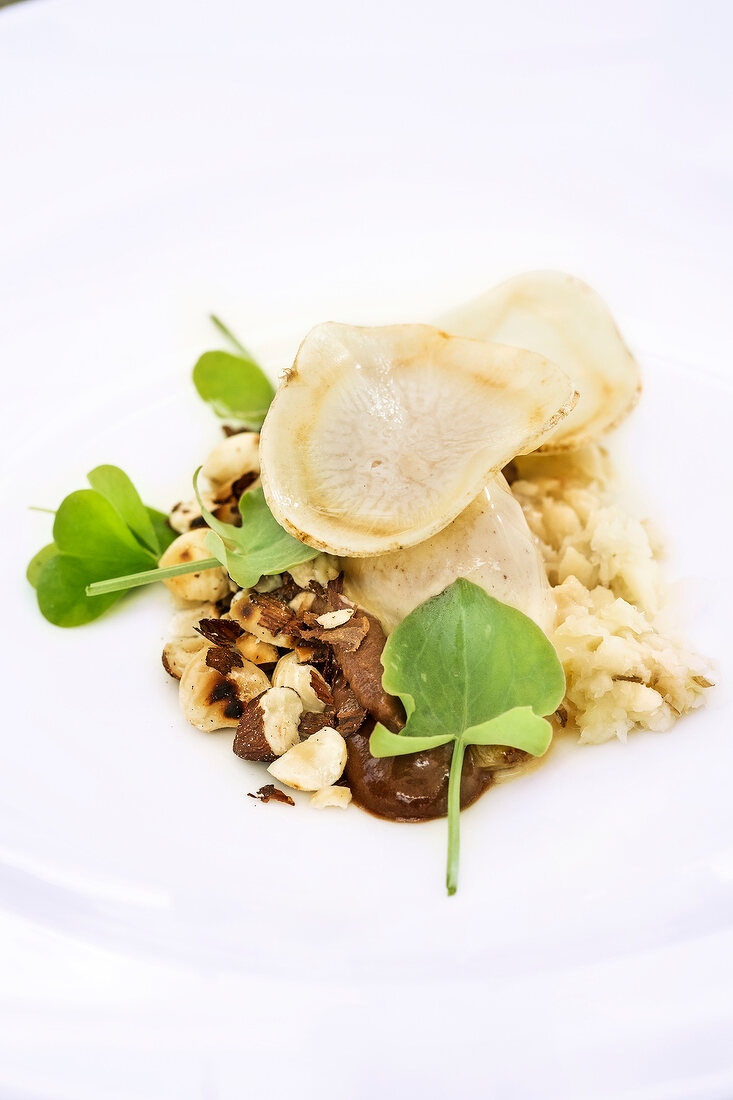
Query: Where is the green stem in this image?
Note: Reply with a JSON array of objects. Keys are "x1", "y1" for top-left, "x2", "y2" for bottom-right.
[
  {"x1": 85, "y1": 557, "x2": 221, "y2": 597},
  {"x1": 446, "y1": 737, "x2": 466, "y2": 896},
  {"x1": 29, "y1": 506, "x2": 57, "y2": 514},
  {"x1": 209, "y1": 314, "x2": 256, "y2": 361}
]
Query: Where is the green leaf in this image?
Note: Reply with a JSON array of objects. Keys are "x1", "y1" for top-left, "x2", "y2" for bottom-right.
[
  {"x1": 194, "y1": 472, "x2": 318, "y2": 589},
  {"x1": 379, "y1": 579, "x2": 565, "y2": 742},
  {"x1": 29, "y1": 471, "x2": 180, "y2": 627},
  {"x1": 87, "y1": 465, "x2": 161, "y2": 555},
  {"x1": 53, "y1": 490, "x2": 157, "y2": 568},
  {"x1": 192, "y1": 350, "x2": 275, "y2": 426},
  {"x1": 35, "y1": 555, "x2": 125, "y2": 627},
  {"x1": 370, "y1": 725, "x2": 455, "y2": 757},
  {"x1": 26, "y1": 543, "x2": 59, "y2": 588},
  {"x1": 369, "y1": 579, "x2": 565, "y2": 895},
  {"x1": 146, "y1": 506, "x2": 177, "y2": 554},
  {"x1": 463, "y1": 706, "x2": 553, "y2": 756}
]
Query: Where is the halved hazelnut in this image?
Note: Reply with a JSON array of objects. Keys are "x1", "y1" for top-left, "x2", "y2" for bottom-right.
[
  {"x1": 234, "y1": 686, "x2": 303, "y2": 762},
  {"x1": 162, "y1": 602, "x2": 221, "y2": 680},
  {"x1": 267, "y1": 727, "x2": 347, "y2": 791},
  {"x1": 159, "y1": 529, "x2": 231, "y2": 603},
  {"x1": 179, "y1": 649, "x2": 270, "y2": 732},
  {"x1": 202, "y1": 432, "x2": 260, "y2": 488},
  {"x1": 272, "y1": 651, "x2": 333, "y2": 713}
]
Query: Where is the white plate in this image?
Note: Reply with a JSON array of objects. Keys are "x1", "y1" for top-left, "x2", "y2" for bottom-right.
[{"x1": 2, "y1": 2, "x2": 732, "y2": 1097}]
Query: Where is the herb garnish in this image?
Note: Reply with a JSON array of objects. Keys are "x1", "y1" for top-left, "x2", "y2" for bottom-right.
[
  {"x1": 27, "y1": 467, "x2": 177, "y2": 627},
  {"x1": 81, "y1": 474, "x2": 318, "y2": 600},
  {"x1": 192, "y1": 315, "x2": 275, "y2": 427},
  {"x1": 193, "y1": 470, "x2": 319, "y2": 589},
  {"x1": 370, "y1": 579, "x2": 565, "y2": 895}
]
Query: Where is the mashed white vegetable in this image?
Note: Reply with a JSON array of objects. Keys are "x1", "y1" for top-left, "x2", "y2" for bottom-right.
[{"x1": 508, "y1": 447, "x2": 713, "y2": 745}]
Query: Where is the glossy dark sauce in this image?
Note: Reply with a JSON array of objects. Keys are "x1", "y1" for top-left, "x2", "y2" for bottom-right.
[{"x1": 345, "y1": 722, "x2": 495, "y2": 822}]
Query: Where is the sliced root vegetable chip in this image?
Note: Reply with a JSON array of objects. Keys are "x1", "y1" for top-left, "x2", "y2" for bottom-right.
[
  {"x1": 438, "y1": 271, "x2": 641, "y2": 452},
  {"x1": 259, "y1": 322, "x2": 577, "y2": 556}
]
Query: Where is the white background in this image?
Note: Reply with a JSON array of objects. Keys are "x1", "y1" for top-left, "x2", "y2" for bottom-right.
[{"x1": 1, "y1": 1, "x2": 732, "y2": 1098}]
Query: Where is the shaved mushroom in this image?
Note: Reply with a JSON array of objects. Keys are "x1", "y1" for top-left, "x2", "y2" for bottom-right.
[
  {"x1": 272, "y1": 651, "x2": 333, "y2": 713},
  {"x1": 438, "y1": 271, "x2": 641, "y2": 451},
  {"x1": 267, "y1": 727, "x2": 347, "y2": 791},
  {"x1": 259, "y1": 322, "x2": 577, "y2": 556},
  {"x1": 179, "y1": 649, "x2": 270, "y2": 732},
  {"x1": 202, "y1": 432, "x2": 260, "y2": 488},
  {"x1": 229, "y1": 590, "x2": 297, "y2": 647},
  {"x1": 341, "y1": 473, "x2": 556, "y2": 637},
  {"x1": 158, "y1": 529, "x2": 231, "y2": 603}
]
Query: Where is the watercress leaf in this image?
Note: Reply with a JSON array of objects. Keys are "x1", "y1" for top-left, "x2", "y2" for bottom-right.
[
  {"x1": 370, "y1": 724, "x2": 455, "y2": 757},
  {"x1": 26, "y1": 543, "x2": 59, "y2": 588},
  {"x1": 370, "y1": 579, "x2": 566, "y2": 896},
  {"x1": 236, "y1": 485, "x2": 319, "y2": 571},
  {"x1": 87, "y1": 465, "x2": 161, "y2": 555},
  {"x1": 193, "y1": 470, "x2": 319, "y2": 588},
  {"x1": 53, "y1": 490, "x2": 157, "y2": 567},
  {"x1": 463, "y1": 706, "x2": 553, "y2": 756},
  {"x1": 36, "y1": 555, "x2": 125, "y2": 627},
  {"x1": 378, "y1": 578, "x2": 565, "y2": 742},
  {"x1": 192, "y1": 350, "x2": 275, "y2": 426},
  {"x1": 146, "y1": 506, "x2": 177, "y2": 554}
]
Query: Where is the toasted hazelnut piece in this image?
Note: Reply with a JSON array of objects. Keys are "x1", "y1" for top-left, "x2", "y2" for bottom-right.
[
  {"x1": 310, "y1": 786, "x2": 352, "y2": 809},
  {"x1": 159, "y1": 529, "x2": 231, "y2": 603},
  {"x1": 170, "y1": 602, "x2": 221, "y2": 635},
  {"x1": 202, "y1": 432, "x2": 260, "y2": 488},
  {"x1": 315, "y1": 608, "x2": 355, "y2": 629},
  {"x1": 234, "y1": 686, "x2": 303, "y2": 761},
  {"x1": 289, "y1": 591, "x2": 316, "y2": 614},
  {"x1": 267, "y1": 727, "x2": 347, "y2": 791},
  {"x1": 235, "y1": 632, "x2": 279, "y2": 666},
  {"x1": 293, "y1": 642, "x2": 325, "y2": 664},
  {"x1": 162, "y1": 602, "x2": 221, "y2": 679},
  {"x1": 229, "y1": 591, "x2": 296, "y2": 647},
  {"x1": 287, "y1": 554, "x2": 340, "y2": 590},
  {"x1": 272, "y1": 651, "x2": 332, "y2": 713},
  {"x1": 179, "y1": 649, "x2": 270, "y2": 732},
  {"x1": 162, "y1": 637, "x2": 200, "y2": 679},
  {"x1": 168, "y1": 498, "x2": 209, "y2": 534}
]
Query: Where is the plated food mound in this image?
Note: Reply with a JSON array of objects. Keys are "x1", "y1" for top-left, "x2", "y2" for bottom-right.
[{"x1": 27, "y1": 273, "x2": 714, "y2": 894}]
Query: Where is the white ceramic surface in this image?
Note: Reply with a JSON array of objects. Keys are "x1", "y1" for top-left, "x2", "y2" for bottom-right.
[{"x1": 1, "y1": 1, "x2": 731, "y2": 1097}]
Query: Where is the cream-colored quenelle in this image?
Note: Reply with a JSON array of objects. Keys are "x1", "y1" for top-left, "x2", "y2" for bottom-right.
[
  {"x1": 438, "y1": 271, "x2": 641, "y2": 451},
  {"x1": 259, "y1": 322, "x2": 577, "y2": 557},
  {"x1": 340, "y1": 473, "x2": 556, "y2": 636}
]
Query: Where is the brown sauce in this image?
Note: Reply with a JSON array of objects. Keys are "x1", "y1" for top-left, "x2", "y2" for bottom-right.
[{"x1": 345, "y1": 722, "x2": 495, "y2": 823}]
